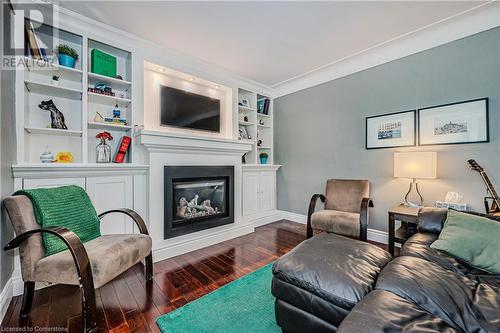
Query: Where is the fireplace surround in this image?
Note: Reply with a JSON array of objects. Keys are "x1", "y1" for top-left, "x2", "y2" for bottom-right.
[{"x1": 164, "y1": 166, "x2": 234, "y2": 239}]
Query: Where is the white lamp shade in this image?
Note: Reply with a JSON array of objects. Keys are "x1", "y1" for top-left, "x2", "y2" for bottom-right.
[{"x1": 394, "y1": 152, "x2": 437, "y2": 179}]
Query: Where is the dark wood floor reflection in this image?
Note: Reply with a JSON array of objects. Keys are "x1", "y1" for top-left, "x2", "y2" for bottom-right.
[{"x1": 1, "y1": 220, "x2": 387, "y2": 333}]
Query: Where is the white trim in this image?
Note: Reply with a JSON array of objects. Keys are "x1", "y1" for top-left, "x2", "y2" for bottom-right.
[
  {"x1": 138, "y1": 130, "x2": 253, "y2": 156},
  {"x1": 12, "y1": 164, "x2": 150, "y2": 178},
  {"x1": 276, "y1": 210, "x2": 388, "y2": 244},
  {"x1": 242, "y1": 164, "x2": 282, "y2": 172},
  {"x1": 273, "y1": 2, "x2": 500, "y2": 97},
  {"x1": 0, "y1": 278, "x2": 13, "y2": 323},
  {"x1": 152, "y1": 223, "x2": 254, "y2": 262}
]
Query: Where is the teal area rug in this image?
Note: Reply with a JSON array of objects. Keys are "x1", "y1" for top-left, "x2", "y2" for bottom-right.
[{"x1": 156, "y1": 263, "x2": 280, "y2": 333}]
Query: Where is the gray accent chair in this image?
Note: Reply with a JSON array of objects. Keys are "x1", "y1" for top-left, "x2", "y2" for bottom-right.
[
  {"x1": 3, "y1": 195, "x2": 153, "y2": 333},
  {"x1": 307, "y1": 179, "x2": 373, "y2": 241}
]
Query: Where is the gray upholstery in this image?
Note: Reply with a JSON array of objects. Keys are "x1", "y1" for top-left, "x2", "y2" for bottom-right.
[
  {"x1": 33, "y1": 234, "x2": 151, "y2": 288},
  {"x1": 4, "y1": 195, "x2": 152, "y2": 289},
  {"x1": 325, "y1": 179, "x2": 369, "y2": 213},
  {"x1": 311, "y1": 179, "x2": 370, "y2": 238},
  {"x1": 311, "y1": 210, "x2": 360, "y2": 238}
]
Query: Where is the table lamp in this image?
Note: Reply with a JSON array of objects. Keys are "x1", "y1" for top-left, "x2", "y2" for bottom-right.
[{"x1": 394, "y1": 152, "x2": 437, "y2": 207}]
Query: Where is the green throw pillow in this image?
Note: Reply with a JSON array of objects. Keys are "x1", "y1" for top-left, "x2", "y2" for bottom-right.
[
  {"x1": 431, "y1": 209, "x2": 500, "y2": 274},
  {"x1": 15, "y1": 185, "x2": 101, "y2": 256}
]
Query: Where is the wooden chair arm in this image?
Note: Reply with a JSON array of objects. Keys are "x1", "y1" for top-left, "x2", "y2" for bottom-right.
[
  {"x1": 3, "y1": 227, "x2": 97, "y2": 330},
  {"x1": 98, "y1": 208, "x2": 149, "y2": 235},
  {"x1": 306, "y1": 194, "x2": 326, "y2": 239},
  {"x1": 359, "y1": 197, "x2": 373, "y2": 242}
]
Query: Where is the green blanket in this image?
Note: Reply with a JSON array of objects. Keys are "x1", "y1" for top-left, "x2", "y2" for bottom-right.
[{"x1": 15, "y1": 185, "x2": 101, "y2": 256}]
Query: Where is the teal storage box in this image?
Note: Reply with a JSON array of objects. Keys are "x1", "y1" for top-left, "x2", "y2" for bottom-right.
[{"x1": 91, "y1": 49, "x2": 116, "y2": 78}]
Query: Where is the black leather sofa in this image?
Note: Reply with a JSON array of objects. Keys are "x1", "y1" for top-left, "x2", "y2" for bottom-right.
[{"x1": 272, "y1": 208, "x2": 500, "y2": 333}]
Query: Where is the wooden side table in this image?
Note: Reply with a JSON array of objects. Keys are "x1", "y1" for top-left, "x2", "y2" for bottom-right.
[{"x1": 388, "y1": 204, "x2": 420, "y2": 256}]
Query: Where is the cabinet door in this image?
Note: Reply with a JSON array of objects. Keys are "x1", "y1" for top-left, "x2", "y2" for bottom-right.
[
  {"x1": 23, "y1": 178, "x2": 85, "y2": 190},
  {"x1": 260, "y1": 171, "x2": 276, "y2": 212},
  {"x1": 242, "y1": 172, "x2": 260, "y2": 216},
  {"x1": 86, "y1": 176, "x2": 133, "y2": 235}
]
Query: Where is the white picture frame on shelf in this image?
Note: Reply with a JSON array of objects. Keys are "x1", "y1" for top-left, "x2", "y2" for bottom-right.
[{"x1": 238, "y1": 126, "x2": 249, "y2": 140}]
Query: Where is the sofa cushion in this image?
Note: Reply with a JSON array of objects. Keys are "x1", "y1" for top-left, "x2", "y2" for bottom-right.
[
  {"x1": 431, "y1": 209, "x2": 500, "y2": 274},
  {"x1": 310, "y1": 210, "x2": 360, "y2": 238},
  {"x1": 338, "y1": 290, "x2": 459, "y2": 333},
  {"x1": 375, "y1": 256, "x2": 500, "y2": 333},
  {"x1": 272, "y1": 233, "x2": 391, "y2": 310},
  {"x1": 32, "y1": 234, "x2": 152, "y2": 288}
]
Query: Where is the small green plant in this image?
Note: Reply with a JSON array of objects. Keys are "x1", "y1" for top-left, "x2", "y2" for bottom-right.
[
  {"x1": 56, "y1": 44, "x2": 79, "y2": 60},
  {"x1": 259, "y1": 152, "x2": 268, "y2": 158}
]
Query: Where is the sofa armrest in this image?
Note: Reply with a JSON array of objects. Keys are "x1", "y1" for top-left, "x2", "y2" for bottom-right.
[
  {"x1": 417, "y1": 207, "x2": 448, "y2": 234},
  {"x1": 359, "y1": 198, "x2": 373, "y2": 242},
  {"x1": 306, "y1": 194, "x2": 326, "y2": 239},
  {"x1": 98, "y1": 208, "x2": 149, "y2": 235}
]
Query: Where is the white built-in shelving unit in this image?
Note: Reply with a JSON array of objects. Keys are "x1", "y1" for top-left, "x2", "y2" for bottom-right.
[
  {"x1": 17, "y1": 18, "x2": 134, "y2": 165},
  {"x1": 237, "y1": 88, "x2": 273, "y2": 165}
]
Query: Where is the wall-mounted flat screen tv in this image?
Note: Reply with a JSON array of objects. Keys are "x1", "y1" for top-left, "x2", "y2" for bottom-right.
[{"x1": 160, "y1": 86, "x2": 221, "y2": 132}]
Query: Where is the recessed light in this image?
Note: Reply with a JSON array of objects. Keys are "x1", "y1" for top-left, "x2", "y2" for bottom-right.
[
  {"x1": 214, "y1": 85, "x2": 220, "y2": 89},
  {"x1": 188, "y1": 77, "x2": 195, "y2": 81},
  {"x1": 157, "y1": 67, "x2": 165, "y2": 72}
]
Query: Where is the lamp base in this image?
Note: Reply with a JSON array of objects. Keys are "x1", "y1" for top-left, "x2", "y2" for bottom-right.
[{"x1": 404, "y1": 178, "x2": 423, "y2": 207}]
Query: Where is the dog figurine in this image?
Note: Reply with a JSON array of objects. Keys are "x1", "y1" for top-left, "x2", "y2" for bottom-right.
[{"x1": 38, "y1": 99, "x2": 68, "y2": 130}]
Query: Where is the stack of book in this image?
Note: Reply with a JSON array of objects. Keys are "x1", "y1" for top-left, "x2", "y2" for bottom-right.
[
  {"x1": 24, "y1": 20, "x2": 49, "y2": 62},
  {"x1": 104, "y1": 117, "x2": 127, "y2": 125},
  {"x1": 257, "y1": 98, "x2": 271, "y2": 115}
]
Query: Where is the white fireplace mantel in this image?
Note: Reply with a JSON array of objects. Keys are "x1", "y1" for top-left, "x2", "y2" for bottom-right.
[{"x1": 137, "y1": 130, "x2": 253, "y2": 156}]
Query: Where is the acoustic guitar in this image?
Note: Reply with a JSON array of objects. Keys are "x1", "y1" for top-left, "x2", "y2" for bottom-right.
[{"x1": 467, "y1": 159, "x2": 500, "y2": 216}]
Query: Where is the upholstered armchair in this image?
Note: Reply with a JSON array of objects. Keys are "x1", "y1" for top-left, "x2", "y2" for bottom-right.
[
  {"x1": 3, "y1": 196, "x2": 153, "y2": 333},
  {"x1": 307, "y1": 179, "x2": 373, "y2": 241}
]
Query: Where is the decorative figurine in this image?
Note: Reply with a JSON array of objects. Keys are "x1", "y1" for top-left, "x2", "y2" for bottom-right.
[
  {"x1": 244, "y1": 116, "x2": 248, "y2": 122},
  {"x1": 38, "y1": 99, "x2": 67, "y2": 129},
  {"x1": 112, "y1": 104, "x2": 121, "y2": 118},
  {"x1": 55, "y1": 151, "x2": 73, "y2": 163},
  {"x1": 259, "y1": 119, "x2": 265, "y2": 125}
]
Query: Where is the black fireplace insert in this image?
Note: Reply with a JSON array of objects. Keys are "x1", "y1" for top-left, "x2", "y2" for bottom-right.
[{"x1": 164, "y1": 166, "x2": 234, "y2": 239}]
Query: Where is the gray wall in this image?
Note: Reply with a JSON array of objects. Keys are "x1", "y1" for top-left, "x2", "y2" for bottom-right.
[
  {"x1": 275, "y1": 28, "x2": 500, "y2": 232},
  {"x1": 0, "y1": 2, "x2": 16, "y2": 291}
]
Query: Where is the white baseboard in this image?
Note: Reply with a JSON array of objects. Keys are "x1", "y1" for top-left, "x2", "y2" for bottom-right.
[
  {"x1": 0, "y1": 278, "x2": 13, "y2": 324},
  {"x1": 152, "y1": 223, "x2": 255, "y2": 262},
  {"x1": 277, "y1": 210, "x2": 388, "y2": 244}
]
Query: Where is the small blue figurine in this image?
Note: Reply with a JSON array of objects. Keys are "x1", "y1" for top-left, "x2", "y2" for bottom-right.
[{"x1": 112, "y1": 104, "x2": 121, "y2": 118}]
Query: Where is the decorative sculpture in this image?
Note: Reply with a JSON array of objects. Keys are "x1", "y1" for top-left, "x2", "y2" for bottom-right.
[{"x1": 38, "y1": 99, "x2": 68, "y2": 129}]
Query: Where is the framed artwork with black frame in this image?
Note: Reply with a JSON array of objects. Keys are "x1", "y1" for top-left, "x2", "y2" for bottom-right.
[
  {"x1": 418, "y1": 98, "x2": 489, "y2": 146},
  {"x1": 366, "y1": 110, "x2": 416, "y2": 149}
]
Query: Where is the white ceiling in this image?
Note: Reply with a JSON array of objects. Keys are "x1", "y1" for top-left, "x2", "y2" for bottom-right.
[{"x1": 60, "y1": 1, "x2": 486, "y2": 87}]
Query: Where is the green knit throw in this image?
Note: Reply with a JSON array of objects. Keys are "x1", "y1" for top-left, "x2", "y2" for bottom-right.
[{"x1": 15, "y1": 185, "x2": 101, "y2": 256}]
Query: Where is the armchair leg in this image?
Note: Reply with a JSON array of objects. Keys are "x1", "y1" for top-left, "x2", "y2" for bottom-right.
[
  {"x1": 20, "y1": 281, "x2": 35, "y2": 318},
  {"x1": 145, "y1": 253, "x2": 153, "y2": 281}
]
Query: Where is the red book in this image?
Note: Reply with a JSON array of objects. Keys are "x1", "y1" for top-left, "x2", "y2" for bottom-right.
[{"x1": 113, "y1": 136, "x2": 131, "y2": 163}]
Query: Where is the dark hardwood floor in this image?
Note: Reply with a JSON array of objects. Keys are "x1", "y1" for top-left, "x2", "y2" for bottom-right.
[{"x1": 1, "y1": 220, "x2": 387, "y2": 333}]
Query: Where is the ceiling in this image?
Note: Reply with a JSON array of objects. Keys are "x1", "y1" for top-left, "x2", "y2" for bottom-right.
[{"x1": 59, "y1": 1, "x2": 487, "y2": 87}]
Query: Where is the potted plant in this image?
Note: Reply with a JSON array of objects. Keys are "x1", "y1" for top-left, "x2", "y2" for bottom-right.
[
  {"x1": 259, "y1": 152, "x2": 269, "y2": 165},
  {"x1": 56, "y1": 44, "x2": 79, "y2": 68},
  {"x1": 95, "y1": 131, "x2": 113, "y2": 163}
]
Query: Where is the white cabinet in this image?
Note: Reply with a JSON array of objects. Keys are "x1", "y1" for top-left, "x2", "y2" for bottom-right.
[
  {"x1": 23, "y1": 177, "x2": 85, "y2": 189},
  {"x1": 242, "y1": 166, "x2": 279, "y2": 216},
  {"x1": 86, "y1": 176, "x2": 133, "y2": 235}
]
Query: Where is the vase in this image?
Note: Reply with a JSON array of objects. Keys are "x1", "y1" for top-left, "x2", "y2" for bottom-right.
[
  {"x1": 96, "y1": 139, "x2": 111, "y2": 163},
  {"x1": 58, "y1": 54, "x2": 76, "y2": 68}
]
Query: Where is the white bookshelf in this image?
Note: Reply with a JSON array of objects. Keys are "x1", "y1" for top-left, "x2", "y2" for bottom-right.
[
  {"x1": 17, "y1": 17, "x2": 134, "y2": 165},
  {"x1": 237, "y1": 88, "x2": 273, "y2": 165}
]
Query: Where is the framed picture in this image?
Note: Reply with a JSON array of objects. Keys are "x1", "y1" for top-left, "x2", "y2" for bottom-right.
[
  {"x1": 238, "y1": 126, "x2": 249, "y2": 140},
  {"x1": 366, "y1": 110, "x2": 416, "y2": 149},
  {"x1": 418, "y1": 98, "x2": 489, "y2": 146}
]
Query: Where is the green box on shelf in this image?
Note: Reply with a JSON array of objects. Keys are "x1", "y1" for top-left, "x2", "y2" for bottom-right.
[{"x1": 90, "y1": 49, "x2": 116, "y2": 78}]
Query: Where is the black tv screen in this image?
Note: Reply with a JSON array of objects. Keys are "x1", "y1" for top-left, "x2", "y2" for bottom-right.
[{"x1": 160, "y1": 86, "x2": 221, "y2": 132}]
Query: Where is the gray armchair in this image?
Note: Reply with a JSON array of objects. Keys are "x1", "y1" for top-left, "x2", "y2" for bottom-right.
[
  {"x1": 307, "y1": 179, "x2": 373, "y2": 241},
  {"x1": 3, "y1": 195, "x2": 153, "y2": 333}
]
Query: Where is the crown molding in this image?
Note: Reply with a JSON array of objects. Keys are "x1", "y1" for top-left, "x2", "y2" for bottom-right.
[{"x1": 273, "y1": 2, "x2": 500, "y2": 98}]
